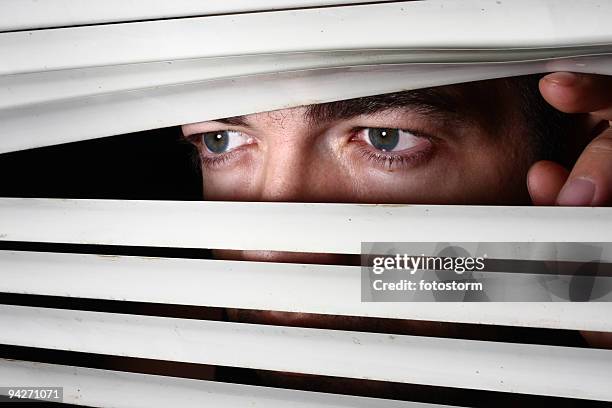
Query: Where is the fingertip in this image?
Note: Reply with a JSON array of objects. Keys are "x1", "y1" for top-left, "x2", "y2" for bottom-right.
[
  {"x1": 538, "y1": 73, "x2": 582, "y2": 113},
  {"x1": 542, "y1": 72, "x2": 580, "y2": 87},
  {"x1": 540, "y1": 72, "x2": 612, "y2": 114},
  {"x1": 556, "y1": 177, "x2": 596, "y2": 206},
  {"x1": 527, "y1": 161, "x2": 569, "y2": 206}
]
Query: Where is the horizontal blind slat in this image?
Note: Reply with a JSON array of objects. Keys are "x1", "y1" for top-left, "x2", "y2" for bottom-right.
[
  {"x1": 8, "y1": 50, "x2": 612, "y2": 110},
  {"x1": 1, "y1": 198, "x2": 611, "y2": 252},
  {"x1": 2, "y1": 0, "x2": 611, "y2": 75},
  {"x1": 0, "y1": 0, "x2": 398, "y2": 31},
  {"x1": 0, "y1": 305, "x2": 610, "y2": 401},
  {"x1": 1, "y1": 250, "x2": 611, "y2": 331}
]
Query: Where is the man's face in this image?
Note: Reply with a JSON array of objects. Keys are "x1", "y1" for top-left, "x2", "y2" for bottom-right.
[
  {"x1": 182, "y1": 79, "x2": 534, "y2": 206},
  {"x1": 180, "y1": 77, "x2": 541, "y2": 327}
]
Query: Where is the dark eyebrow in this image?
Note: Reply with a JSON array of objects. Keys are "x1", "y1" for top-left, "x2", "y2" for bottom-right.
[
  {"x1": 214, "y1": 116, "x2": 251, "y2": 127},
  {"x1": 304, "y1": 88, "x2": 467, "y2": 126}
]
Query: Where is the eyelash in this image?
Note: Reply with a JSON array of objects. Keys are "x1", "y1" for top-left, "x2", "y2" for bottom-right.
[
  {"x1": 349, "y1": 127, "x2": 434, "y2": 170},
  {"x1": 200, "y1": 150, "x2": 240, "y2": 169},
  {"x1": 355, "y1": 145, "x2": 431, "y2": 170},
  {"x1": 187, "y1": 132, "x2": 252, "y2": 169}
]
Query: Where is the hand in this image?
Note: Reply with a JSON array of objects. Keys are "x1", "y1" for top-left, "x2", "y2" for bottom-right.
[
  {"x1": 526, "y1": 72, "x2": 612, "y2": 348},
  {"x1": 527, "y1": 72, "x2": 612, "y2": 206}
]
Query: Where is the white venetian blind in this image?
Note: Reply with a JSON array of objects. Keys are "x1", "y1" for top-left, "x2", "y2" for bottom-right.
[{"x1": 0, "y1": 1, "x2": 611, "y2": 407}]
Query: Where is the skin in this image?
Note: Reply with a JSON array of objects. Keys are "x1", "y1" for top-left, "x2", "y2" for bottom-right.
[
  {"x1": 182, "y1": 79, "x2": 535, "y2": 206},
  {"x1": 530, "y1": 72, "x2": 612, "y2": 207},
  {"x1": 182, "y1": 73, "x2": 612, "y2": 382}
]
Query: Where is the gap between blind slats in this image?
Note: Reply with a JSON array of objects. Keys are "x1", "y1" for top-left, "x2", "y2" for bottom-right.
[
  {"x1": 1, "y1": 250, "x2": 611, "y2": 331},
  {"x1": 1, "y1": 198, "x2": 611, "y2": 253},
  {"x1": 0, "y1": 359, "x2": 448, "y2": 408},
  {"x1": 0, "y1": 305, "x2": 610, "y2": 401}
]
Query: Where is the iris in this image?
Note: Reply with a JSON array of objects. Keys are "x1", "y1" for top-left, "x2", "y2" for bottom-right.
[
  {"x1": 367, "y1": 128, "x2": 399, "y2": 151},
  {"x1": 203, "y1": 131, "x2": 230, "y2": 153}
]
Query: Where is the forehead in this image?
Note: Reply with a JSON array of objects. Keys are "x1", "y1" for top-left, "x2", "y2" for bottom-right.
[{"x1": 220, "y1": 78, "x2": 515, "y2": 130}]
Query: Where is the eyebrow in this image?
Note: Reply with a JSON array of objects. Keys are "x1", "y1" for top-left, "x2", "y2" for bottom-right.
[
  {"x1": 212, "y1": 85, "x2": 496, "y2": 129},
  {"x1": 214, "y1": 116, "x2": 251, "y2": 127},
  {"x1": 304, "y1": 88, "x2": 466, "y2": 126}
]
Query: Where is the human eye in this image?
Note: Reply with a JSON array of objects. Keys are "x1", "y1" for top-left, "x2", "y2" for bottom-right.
[
  {"x1": 187, "y1": 129, "x2": 255, "y2": 168},
  {"x1": 351, "y1": 127, "x2": 433, "y2": 169},
  {"x1": 198, "y1": 130, "x2": 251, "y2": 154}
]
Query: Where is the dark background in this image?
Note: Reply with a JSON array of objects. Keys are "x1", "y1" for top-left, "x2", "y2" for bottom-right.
[{"x1": 0, "y1": 127, "x2": 203, "y2": 200}]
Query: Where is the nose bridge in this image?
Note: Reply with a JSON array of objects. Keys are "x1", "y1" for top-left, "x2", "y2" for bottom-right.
[{"x1": 258, "y1": 132, "x2": 310, "y2": 202}]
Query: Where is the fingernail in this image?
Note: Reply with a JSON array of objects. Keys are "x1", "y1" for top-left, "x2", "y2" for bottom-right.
[
  {"x1": 557, "y1": 178, "x2": 596, "y2": 206},
  {"x1": 546, "y1": 72, "x2": 579, "y2": 87}
]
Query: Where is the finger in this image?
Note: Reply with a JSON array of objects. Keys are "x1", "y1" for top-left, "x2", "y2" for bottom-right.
[
  {"x1": 527, "y1": 160, "x2": 569, "y2": 205},
  {"x1": 557, "y1": 127, "x2": 612, "y2": 206},
  {"x1": 539, "y1": 72, "x2": 612, "y2": 119}
]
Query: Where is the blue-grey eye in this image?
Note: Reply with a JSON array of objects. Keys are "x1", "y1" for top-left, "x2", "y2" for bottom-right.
[
  {"x1": 203, "y1": 131, "x2": 230, "y2": 153},
  {"x1": 361, "y1": 128, "x2": 425, "y2": 153},
  {"x1": 201, "y1": 130, "x2": 250, "y2": 154},
  {"x1": 367, "y1": 128, "x2": 400, "y2": 151}
]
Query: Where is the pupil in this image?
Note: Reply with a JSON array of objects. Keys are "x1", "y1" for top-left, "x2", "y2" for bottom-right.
[
  {"x1": 203, "y1": 131, "x2": 229, "y2": 153},
  {"x1": 368, "y1": 128, "x2": 399, "y2": 151}
]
